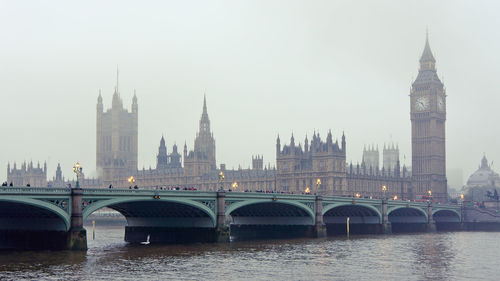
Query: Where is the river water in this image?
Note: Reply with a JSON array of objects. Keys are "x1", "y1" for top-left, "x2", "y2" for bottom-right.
[{"x1": 0, "y1": 225, "x2": 499, "y2": 280}]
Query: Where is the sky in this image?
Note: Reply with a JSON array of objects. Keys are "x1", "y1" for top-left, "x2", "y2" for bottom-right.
[{"x1": 1, "y1": 0, "x2": 499, "y2": 188}]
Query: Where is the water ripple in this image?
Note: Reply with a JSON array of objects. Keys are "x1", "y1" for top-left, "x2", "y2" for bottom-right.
[{"x1": 1, "y1": 227, "x2": 500, "y2": 280}]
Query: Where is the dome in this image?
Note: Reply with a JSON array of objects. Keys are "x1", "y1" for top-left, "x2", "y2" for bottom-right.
[{"x1": 466, "y1": 155, "x2": 499, "y2": 187}]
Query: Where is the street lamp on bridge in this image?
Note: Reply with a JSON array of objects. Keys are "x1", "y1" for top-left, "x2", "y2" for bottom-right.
[
  {"x1": 316, "y1": 178, "x2": 321, "y2": 194},
  {"x1": 232, "y1": 181, "x2": 238, "y2": 191},
  {"x1": 128, "y1": 176, "x2": 136, "y2": 188},
  {"x1": 382, "y1": 185, "x2": 387, "y2": 199},
  {"x1": 72, "y1": 162, "x2": 83, "y2": 189},
  {"x1": 218, "y1": 171, "x2": 225, "y2": 191}
]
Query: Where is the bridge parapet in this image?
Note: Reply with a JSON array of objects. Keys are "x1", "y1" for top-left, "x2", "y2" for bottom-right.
[
  {"x1": 464, "y1": 207, "x2": 500, "y2": 222},
  {"x1": 0, "y1": 187, "x2": 71, "y2": 194}
]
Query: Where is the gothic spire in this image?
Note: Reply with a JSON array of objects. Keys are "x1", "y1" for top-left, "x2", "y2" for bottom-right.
[
  {"x1": 98, "y1": 89, "x2": 102, "y2": 103},
  {"x1": 199, "y1": 95, "x2": 210, "y2": 133},
  {"x1": 420, "y1": 31, "x2": 436, "y2": 64},
  {"x1": 112, "y1": 68, "x2": 123, "y2": 109},
  {"x1": 203, "y1": 94, "x2": 207, "y2": 115}
]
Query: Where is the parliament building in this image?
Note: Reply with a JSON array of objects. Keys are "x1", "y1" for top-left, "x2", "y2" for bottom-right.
[{"x1": 7, "y1": 34, "x2": 448, "y2": 202}]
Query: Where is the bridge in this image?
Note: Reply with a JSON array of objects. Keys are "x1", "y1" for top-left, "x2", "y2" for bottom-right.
[{"x1": 0, "y1": 187, "x2": 465, "y2": 250}]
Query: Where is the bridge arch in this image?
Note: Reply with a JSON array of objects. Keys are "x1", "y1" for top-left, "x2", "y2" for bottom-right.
[
  {"x1": 82, "y1": 197, "x2": 217, "y2": 228},
  {"x1": 0, "y1": 198, "x2": 70, "y2": 231},
  {"x1": 388, "y1": 206, "x2": 428, "y2": 223},
  {"x1": 226, "y1": 199, "x2": 315, "y2": 225},
  {"x1": 433, "y1": 209, "x2": 461, "y2": 223},
  {"x1": 322, "y1": 203, "x2": 382, "y2": 224}
]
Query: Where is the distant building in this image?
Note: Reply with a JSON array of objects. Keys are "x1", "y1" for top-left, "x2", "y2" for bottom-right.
[
  {"x1": 275, "y1": 131, "x2": 347, "y2": 194},
  {"x1": 7, "y1": 161, "x2": 47, "y2": 187},
  {"x1": 96, "y1": 71, "x2": 138, "y2": 187},
  {"x1": 362, "y1": 145, "x2": 379, "y2": 171},
  {"x1": 252, "y1": 155, "x2": 263, "y2": 170},
  {"x1": 133, "y1": 97, "x2": 275, "y2": 191},
  {"x1": 462, "y1": 155, "x2": 500, "y2": 201},
  {"x1": 383, "y1": 143, "x2": 399, "y2": 174},
  {"x1": 361, "y1": 143, "x2": 400, "y2": 176},
  {"x1": 48, "y1": 163, "x2": 102, "y2": 188}
]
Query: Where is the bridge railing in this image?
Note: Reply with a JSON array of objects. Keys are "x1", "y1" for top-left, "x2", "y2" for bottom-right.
[
  {"x1": 0, "y1": 187, "x2": 71, "y2": 194},
  {"x1": 82, "y1": 188, "x2": 216, "y2": 197}
]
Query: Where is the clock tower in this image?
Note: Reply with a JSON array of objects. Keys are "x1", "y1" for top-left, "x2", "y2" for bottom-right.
[{"x1": 410, "y1": 33, "x2": 447, "y2": 202}]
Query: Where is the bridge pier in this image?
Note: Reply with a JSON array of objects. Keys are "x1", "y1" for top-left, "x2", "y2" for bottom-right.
[
  {"x1": 426, "y1": 203, "x2": 437, "y2": 233},
  {"x1": 67, "y1": 188, "x2": 87, "y2": 250},
  {"x1": 215, "y1": 191, "x2": 230, "y2": 242},
  {"x1": 381, "y1": 199, "x2": 392, "y2": 234},
  {"x1": 313, "y1": 195, "x2": 327, "y2": 238}
]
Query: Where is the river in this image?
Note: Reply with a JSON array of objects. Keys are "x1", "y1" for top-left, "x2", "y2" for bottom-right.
[{"x1": 0, "y1": 225, "x2": 498, "y2": 280}]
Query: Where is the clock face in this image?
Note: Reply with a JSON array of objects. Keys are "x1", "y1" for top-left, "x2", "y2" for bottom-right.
[
  {"x1": 415, "y1": 96, "x2": 429, "y2": 111},
  {"x1": 437, "y1": 96, "x2": 445, "y2": 112}
]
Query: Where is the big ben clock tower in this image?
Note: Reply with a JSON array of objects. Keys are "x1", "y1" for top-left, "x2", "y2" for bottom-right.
[{"x1": 410, "y1": 33, "x2": 447, "y2": 202}]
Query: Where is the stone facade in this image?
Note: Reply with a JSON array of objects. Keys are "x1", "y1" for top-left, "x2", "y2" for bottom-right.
[
  {"x1": 362, "y1": 145, "x2": 379, "y2": 171},
  {"x1": 347, "y1": 162, "x2": 412, "y2": 199},
  {"x1": 275, "y1": 132, "x2": 347, "y2": 194},
  {"x1": 410, "y1": 33, "x2": 447, "y2": 202},
  {"x1": 7, "y1": 161, "x2": 47, "y2": 187},
  {"x1": 383, "y1": 143, "x2": 399, "y2": 173},
  {"x1": 96, "y1": 73, "x2": 138, "y2": 188}
]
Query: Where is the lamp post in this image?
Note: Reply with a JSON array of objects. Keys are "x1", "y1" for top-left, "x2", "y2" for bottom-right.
[
  {"x1": 316, "y1": 178, "x2": 321, "y2": 195},
  {"x1": 72, "y1": 162, "x2": 83, "y2": 189},
  {"x1": 232, "y1": 181, "x2": 238, "y2": 192},
  {"x1": 382, "y1": 185, "x2": 387, "y2": 200},
  {"x1": 128, "y1": 176, "x2": 136, "y2": 188},
  {"x1": 218, "y1": 171, "x2": 225, "y2": 191},
  {"x1": 355, "y1": 192, "x2": 360, "y2": 199}
]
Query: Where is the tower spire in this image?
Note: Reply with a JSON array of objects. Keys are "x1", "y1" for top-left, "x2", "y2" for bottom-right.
[
  {"x1": 203, "y1": 94, "x2": 207, "y2": 115},
  {"x1": 420, "y1": 31, "x2": 436, "y2": 64}
]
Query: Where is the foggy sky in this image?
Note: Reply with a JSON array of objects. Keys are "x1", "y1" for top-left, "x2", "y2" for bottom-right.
[{"x1": 1, "y1": 0, "x2": 499, "y2": 187}]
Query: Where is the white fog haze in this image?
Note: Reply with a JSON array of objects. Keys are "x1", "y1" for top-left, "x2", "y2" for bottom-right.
[{"x1": 1, "y1": 0, "x2": 499, "y2": 186}]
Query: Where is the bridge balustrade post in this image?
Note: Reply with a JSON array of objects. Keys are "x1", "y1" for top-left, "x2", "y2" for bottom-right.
[
  {"x1": 215, "y1": 191, "x2": 229, "y2": 242},
  {"x1": 67, "y1": 188, "x2": 87, "y2": 250},
  {"x1": 314, "y1": 195, "x2": 327, "y2": 238},
  {"x1": 426, "y1": 203, "x2": 437, "y2": 232},
  {"x1": 381, "y1": 199, "x2": 392, "y2": 234}
]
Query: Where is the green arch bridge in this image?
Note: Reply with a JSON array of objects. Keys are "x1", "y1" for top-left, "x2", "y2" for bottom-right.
[{"x1": 0, "y1": 187, "x2": 466, "y2": 250}]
